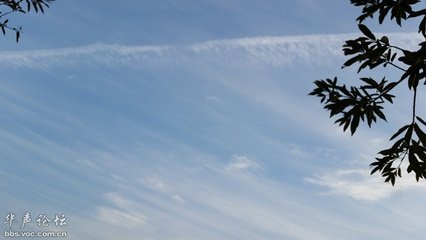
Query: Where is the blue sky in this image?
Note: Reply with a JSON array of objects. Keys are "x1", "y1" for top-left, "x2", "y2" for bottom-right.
[{"x1": 1, "y1": 1, "x2": 426, "y2": 239}]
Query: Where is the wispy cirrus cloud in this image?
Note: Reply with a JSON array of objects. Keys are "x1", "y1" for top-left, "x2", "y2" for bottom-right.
[
  {"x1": 84, "y1": 150, "x2": 356, "y2": 240},
  {"x1": 306, "y1": 168, "x2": 425, "y2": 202},
  {"x1": 96, "y1": 206, "x2": 146, "y2": 228},
  {"x1": 0, "y1": 33, "x2": 421, "y2": 69},
  {"x1": 225, "y1": 155, "x2": 262, "y2": 172}
]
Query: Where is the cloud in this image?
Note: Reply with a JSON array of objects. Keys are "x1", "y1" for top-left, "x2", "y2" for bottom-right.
[
  {"x1": 205, "y1": 95, "x2": 221, "y2": 103},
  {"x1": 139, "y1": 177, "x2": 186, "y2": 204},
  {"x1": 96, "y1": 207, "x2": 146, "y2": 228},
  {"x1": 76, "y1": 148, "x2": 346, "y2": 240},
  {"x1": 225, "y1": 155, "x2": 262, "y2": 172},
  {"x1": 96, "y1": 192, "x2": 146, "y2": 228},
  {"x1": 0, "y1": 43, "x2": 172, "y2": 69},
  {"x1": 172, "y1": 194, "x2": 185, "y2": 204},
  {"x1": 104, "y1": 192, "x2": 134, "y2": 209},
  {"x1": 306, "y1": 168, "x2": 424, "y2": 202},
  {"x1": 141, "y1": 177, "x2": 169, "y2": 193},
  {"x1": 0, "y1": 33, "x2": 421, "y2": 69}
]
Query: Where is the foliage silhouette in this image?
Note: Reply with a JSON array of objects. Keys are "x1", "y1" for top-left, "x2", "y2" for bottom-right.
[
  {"x1": 0, "y1": 0, "x2": 54, "y2": 42},
  {"x1": 309, "y1": 0, "x2": 426, "y2": 185}
]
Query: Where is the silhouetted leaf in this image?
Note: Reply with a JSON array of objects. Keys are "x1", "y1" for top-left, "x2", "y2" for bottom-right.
[
  {"x1": 373, "y1": 107, "x2": 387, "y2": 121},
  {"x1": 390, "y1": 125, "x2": 410, "y2": 141},
  {"x1": 15, "y1": 30, "x2": 19, "y2": 42},
  {"x1": 417, "y1": 116, "x2": 426, "y2": 126},
  {"x1": 359, "y1": 24, "x2": 376, "y2": 40},
  {"x1": 414, "y1": 124, "x2": 426, "y2": 146}
]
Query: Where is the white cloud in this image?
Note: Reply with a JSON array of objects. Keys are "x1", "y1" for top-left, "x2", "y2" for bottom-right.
[
  {"x1": 96, "y1": 207, "x2": 146, "y2": 228},
  {"x1": 172, "y1": 194, "x2": 185, "y2": 204},
  {"x1": 225, "y1": 155, "x2": 262, "y2": 172},
  {"x1": 141, "y1": 177, "x2": 169, "y2": 193},
  {"x1": 306, "y1": 168, "x2": 424, "y2": 202},
  {"x1": 79, "y1": 148, "x2": 349, "y2": 240},
  {"x1": 104, "y1": 192, "x2": 133, "y2": 209},
  {"x1": 96, "y1": 192, "x2": 147, "y2": 229},
  {"x1": 0, "y1": 33, "x2": 420, "y2": 69},
  {"x1": 0, "y1": 43, "x2": 172, "y2": 69},
  {"x1": 139, "y1": 177, "x2": 186, "y2": 205},
  {"x1": 205, "y1": 95, "x2": 220, "y2": 102}
]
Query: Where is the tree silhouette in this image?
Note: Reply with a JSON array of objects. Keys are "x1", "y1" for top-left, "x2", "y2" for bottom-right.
[
  {"x1": 309, "y1": 0, "x2": 426, "y2": 185},
  {"x1": 0, "y1": 0, "x2": 54, "y2": 42}
]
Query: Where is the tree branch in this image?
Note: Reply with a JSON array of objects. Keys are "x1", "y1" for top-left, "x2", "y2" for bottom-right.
[
  {"x1": 0, "y1": 9, "x2": 16, "y2": 18},
  {"x1": 389, "y1": 44, "x2": 407, "y2": 52},
  {"x1": 412, "y1": 87, "x2": 417, "y2": 124},
  {"x1": 386, "y1": 61, "x2": 406, "y2": 72}
]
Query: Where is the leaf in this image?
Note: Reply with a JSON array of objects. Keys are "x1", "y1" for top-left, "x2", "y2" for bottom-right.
[
  {"x1": 342, "y1": 55, "x2": 363, "y2": 68},
  {"x1": 373, "y1": 107, "x2": 387, "y2": 121},
  {"x1": 379, "y1": 6, "x2": 393, "y2": 24},
  {"x1": 417, "y1": 116, "x2": 426, "y2": 126},
  {"x1": 408, "y1": 164, "x2": 413, "y2": 173},
  {"x1": 390, "y1": 125, "x2": 410, "y2": 141},
  {"x1": 404, "y1": 124, "x2": 414, "y2": 143},
  {"x1": 350, "y1": 115, "x2": 360, "y2": 135},
  {"x1": 383, "y1": 81, "x2": 398, "y2": 92},
  {"x1": 32, "y1": 1, "x2": 39, "y2": 12},
  {"x1": 357, "y1": 61, "x2": 370, "y2": 73},
  {"x1": 380, "y1": 36, "x2": 389, "y2": 45},
  {"x1": 358, "y1": 24, "x2": 376, "y2": 40},
  {"x1": 371, "y1": 165, "x2": 381, "y2": 175},
  {"x1": 360, "y1": 77, "x2": 378, "y2": 87},
  {"x1": 420, "y1": 17, "x2": 426, "y2": 38},
  {"x1": 15, "y1": 30, "x2": 20, "y2": 43},
  {"x1": 415, "y1": 146, "x2": 426, "y2": 162},
  {"x1": 343, "y1": 118, "x2": 351, "y2": 132},
  {"x1": 414, "y1": 123, "x2": 426, "y2": 146},
  {"x1": 378, "y1": 147, "x2": 393, "y2": 156},
  {"x1": 26, "y1": 0, "x2": 31, "y2": 12},
  {"x1": 382, "y1": 94, "x2": 395, "y2": 103}
]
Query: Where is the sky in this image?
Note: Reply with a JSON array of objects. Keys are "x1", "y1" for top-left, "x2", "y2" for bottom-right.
[{"x1": 1, "y1": 1, "x2": 426, "y2": 239}]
